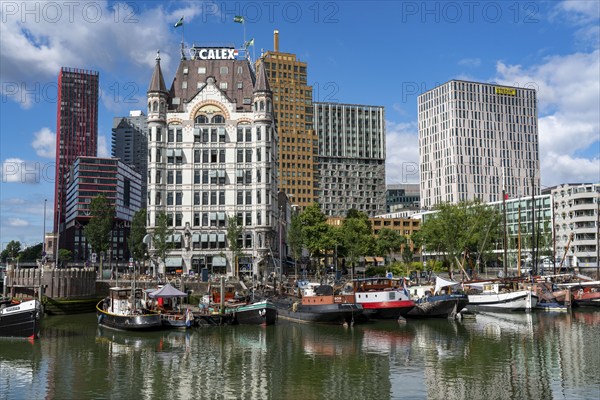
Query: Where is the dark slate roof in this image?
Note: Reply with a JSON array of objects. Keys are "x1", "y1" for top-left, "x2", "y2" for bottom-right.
[
  {"x1": 148, "y1": 52, "x2": 167, "y2": 94},
  {"x1": 254, "y1": 60, "x2": 270, "y2": 93},
  {"x1": 167, "y1": 57, "x2": 256, "y2": 113}
]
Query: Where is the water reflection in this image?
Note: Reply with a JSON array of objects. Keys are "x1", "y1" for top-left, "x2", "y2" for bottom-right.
[{"x1": 0, "y1": 311, "x2": 598, "y2": 399}]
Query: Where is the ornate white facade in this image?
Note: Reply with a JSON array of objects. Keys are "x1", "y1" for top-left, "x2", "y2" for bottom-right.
[{"x1": 146, "y1": 50, "x2": 278, "y2": 276}]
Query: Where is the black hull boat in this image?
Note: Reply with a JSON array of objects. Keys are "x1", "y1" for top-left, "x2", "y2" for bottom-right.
[
  {"x1": 228, "y1": 300, "x2": 278, "y2": 326},
  {"x1": 406, "y1": 294, "x2": 469, "y2": 318},
  {"x1": 273, "y1": 298, "x2": 362, "y2": 325},
  {"x1": 0, "y1": 299, "x2": 42, "y2": 339},
  {"x1": 97, "y1": 287, "x2": 162, "y2": 331}
]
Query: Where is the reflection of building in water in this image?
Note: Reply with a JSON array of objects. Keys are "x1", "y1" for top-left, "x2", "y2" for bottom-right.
[{"x1": 420, "y1": 313, "x2": 599, "y2": 400}]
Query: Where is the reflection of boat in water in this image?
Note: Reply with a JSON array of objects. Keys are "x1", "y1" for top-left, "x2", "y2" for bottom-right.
[
  {"x1": 274, "y1": 283, "x2": 362, "y2": 325},
  {"x1": 0, "y1": 298, "x2": 43, "y2": 339},
  {"x1": 226, "y1": 300, "x2": 278, "y2": 326},
  {"x1": 469, "y1": 312, "x2": 534, "y2": 338},
  {"x1": 535, "y1": 301, "x2": 568, "y2": 312},
  {"x1": 97, "y1": 287, "x2": 162, "y2": 331}
]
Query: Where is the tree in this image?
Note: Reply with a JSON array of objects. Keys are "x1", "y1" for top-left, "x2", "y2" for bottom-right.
[
  {"x1": 297, "y1": 203, "x2": 335, "y2": 270},
  {"x1": 226, "y1": 215, "x2": 244, "y2": 276},
  {"x1": 1, "y1": 240, "x2": 21, "y2": 262},
  {"x1": 84, "y1": 194, "x2": 115, "y2": 278},
  {"x1": 58, "y1": 248, "x2": 73, "y2": 267},
  {"x1": 375, "y1": 228, "x2": 406, "y2": 263},
  {"x1": 339, "y1": 209, "x2": 375, "y2": 278},
  {"x1": 287, "y1": 211, "x2": 304, "y2": 279},
  {"x1": 418, "y1": 200, "x2": 501, "y2": 277},
  {"x1": 152, "y1": 211, "x2": 173, "y2": 266},
  {"x1": 128, "y1": 208, "x2": 148, "y2": 263},
  {"x1": 19, "y1": 243, "x2": 43, "y2": 261}
]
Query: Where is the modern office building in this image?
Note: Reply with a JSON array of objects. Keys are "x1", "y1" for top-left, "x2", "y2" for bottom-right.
[
  {"x1": 549, "y1": 183, "x2": 599, "y2": 272},
  {"x1": 418, "y1": 80, "x2": 540, "y2": 208},
  {"x1": 386, "y1": 183, "x2": 420, "y2": 212},
  {"x1": 112, "y1": 110, "x2": 149, "y2": 205},
  {"x1": 257, "y1": 30, "x2": 317, "y2": 209},
  {"x1": 63, "y1": 156, "x2": 142, "y2": 262},
  {"x1": 54, "y1": 68, "x2": 99, "y2": 235},
  {"x1": 146, "y1": 47, "x2": 279, "y2": 276},
  {"x1": 313, "y1": 102, "x2": 386, "y2": 217}
]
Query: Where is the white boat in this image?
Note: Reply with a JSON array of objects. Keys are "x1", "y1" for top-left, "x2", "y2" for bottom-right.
[
  {"x1": 465, "y1": 282, "x2": 538, "y2": 312},
  {"x1": 0, "y1": 299, "x2": 42, "y2": 339}
]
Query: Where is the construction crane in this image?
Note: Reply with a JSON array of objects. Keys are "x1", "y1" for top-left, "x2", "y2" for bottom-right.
[{"x1": 558, "y1": 232, "x2": 574, "y2": 271}]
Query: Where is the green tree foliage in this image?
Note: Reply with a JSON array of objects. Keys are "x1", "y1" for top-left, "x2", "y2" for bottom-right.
[
  {"x1": 84, "y1": 194, "x2": 115, "y2": 277},
  {"x1": 339, "y1": 209, "x2": 375, "y2": 274},
  {"x1": 226, "y1": 214, "x2": 244, "y2": 276},
  {"x1": 287, "y1": 211, "x2": 304, "y2": 278},
  {"x1": 58, "y1": 248, "x2": 73, "y2": 266},
  {"x1": 375, "y1": 228, "x2": 406, "y2": 262},
  {"x1": 297, "y1": 203, "x2": 335, "y2": 264},
  {"x1": 418, "y1": 200, "x2": 501, "y2": 273},
  {"x1": 1, "y1": 240, "x2": 22, "y2": 262},
  {"x1": 128, "y1": 208, "x2": 147, "y2": 262},
  {"x1": 152, "y1": 211, "x2": 173, "y2": 262},
  {"x1": 19, "y1": 243, "x2": 43, "y2": 261}
]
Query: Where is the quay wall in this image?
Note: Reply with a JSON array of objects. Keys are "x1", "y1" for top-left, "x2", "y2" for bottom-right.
[{"x1": 6, "y1": 267, "x2": 96, "y2": 299}]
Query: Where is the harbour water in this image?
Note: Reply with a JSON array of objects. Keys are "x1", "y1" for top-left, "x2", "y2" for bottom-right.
[{"x1": 1, "y1": 310, "x2": 599, "y2": 400}]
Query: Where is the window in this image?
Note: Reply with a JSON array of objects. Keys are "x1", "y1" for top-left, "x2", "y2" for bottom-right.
[
  {"x1": 257, "y1": 148, "x2": 261, "y2": 162},
  {"x1": 176, "y1": 128, "x2": 182, "y2": 142},
  {"x1": 168, "y1": 129, "x2": 174, "y2": 142},
  {"x1": 246, "y1": 149, "x2": 252, "y2": 163},
  {"x1": 156, "y1": 127, "x2": 162, "y2": 142},
  {"x1": 194, "y1": 213, "x2": 200, "y2": 227},
  {"x1": 219, "y1": 191, "x2": 225, "y2": 205},
  {"x1": 175, "y1": 212, "x2": 183, "y2": 227},
  {"x1": 245, "y1": 212, "x2": 251, "y2": 226},
  {"x1": 194, "y1": 170, "x2": 201, "y2": 184},
  {"x1": 257, "y1": 211, "x2": 261, "y2": 225},
  {"x1": 167, "y1": 192, "x2": 173, "y2": 205},
  {"x1": 175, "y1": 192, "x2": 183, "y2": 205},
  {"x1": 194, "y1": 191, "x2": 200, "y2": 205},
  {"x1": 202, "y1": 191, "x2": 209, "y2": 205},
  {"x1": 219, "y1": 82, "x2": 228, "y2": 90},
  {"x1": 194, "y1": 150, "x2": 200, "y2": 163},
  {"x1": 182, "y1": 81, "x2": 187, "y2": 89},
  {"x1": 212, "y1": 115, "x2": 225, "y2": 124},
  {"x1": 257, "y1": 190, "x2": 261, "y2": 204},
  {"x1": 237, "y1": 149, "x2": 244, "y2": 163},
  {"x1": 220, "y1": 66, "x2": 229, "y2": 74},
  {"x1": 237, "y1": 190, "x2": 243, "y2": 205},
  {"x1": 175, "y1": 171, "x2": 182, "y2": 184},
  {"x1": 237, "y1": 82, "x2": 243, "y2": 89},
  {"x1": 198, "y1": 67, "x2": 206, "y2": 74},
  {"x1": 195, "y1": 115, "x2": 208, "y2": 124},
  {"x1": 219, "y1": 149, "x2": 225, "y2": 163},
  {"x1": 246, "y1": 191, "x2": 252, "y2": 205},
  {"x1": 167, "y1": 171, "x2": 174, "y2": 184}
]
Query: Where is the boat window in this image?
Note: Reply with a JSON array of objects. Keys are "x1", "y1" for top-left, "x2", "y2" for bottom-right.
[{"x1": 389, "y1": 292, "x2": 396, "y2": 300}]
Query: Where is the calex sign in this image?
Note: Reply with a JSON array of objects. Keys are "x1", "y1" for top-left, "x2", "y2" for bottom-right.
[{"x1": 190, "y1": 47, "x2": 238, "y2": 60}]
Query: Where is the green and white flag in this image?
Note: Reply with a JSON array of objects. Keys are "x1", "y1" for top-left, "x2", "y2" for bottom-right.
[
  {"x1": 174, "y1": 17, "x2": 184, "y2": 28},
  {"x1": 245, "y1": 38, "x2": 254, "y2": 48},
  {"x1": 233, "y1": 15, "x2": 244, "y2": 23}
]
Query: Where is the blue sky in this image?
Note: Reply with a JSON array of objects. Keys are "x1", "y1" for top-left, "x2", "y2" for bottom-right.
[{"x1": 1, "y1": 0, "x2": 599, "y2": 250}]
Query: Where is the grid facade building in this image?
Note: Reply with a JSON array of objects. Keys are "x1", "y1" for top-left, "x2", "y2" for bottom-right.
[
  {"x1": 418, "y1": 80, "x2": 540, "y2": 208},
  {"x1": 313, "y1": 102, "x2": 386, "y2": 217},
  {"x1": 146, "y1": 49, "x2": 279, "y2": 276},
  {"x1": 386, "y1": 184, "x2": 420, "y2": 212},
  {"x1": 550, "y1": 183, "x2": 600, "y2": 270},
  {"x1": 54, "y1": 68, "x2": 99, "y2": 234},
  {"x1": 112, "y1": 110, "x2": 149, "y2": 205},
  {"x1": 258, "y1": 30, "x2": 317, "y2": 209},
  {"x1": 63, "y1": 156, "x2": 142, "y2": 262}
]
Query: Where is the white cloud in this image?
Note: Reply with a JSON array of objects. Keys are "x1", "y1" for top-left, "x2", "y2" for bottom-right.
[
  {"x1": 553, "y1": 1, "x2": 600, "y2": 24},
  {"x1": 31, "y1": 127, "x2": 56, "y2": 158},
  {"x1": 0, "y1": 1, "x2": 204, "y2": 107},
  {"x1": 385, "y1": 121, "x2": 420, "y2": 185},
  {"x1": 494, "y1": 49, "x2": 600, "y2": 186},
  {"x1": 7, "y1": 218, "x2": 29, "y2": 227},
  {"x1": 98, "y1": 135, "x2": 110, "y2": 157},
  {"x1": 1, "y1": 157, "x2": 52, "y2": 184}
]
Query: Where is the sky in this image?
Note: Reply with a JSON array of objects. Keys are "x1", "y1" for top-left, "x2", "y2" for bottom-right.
[{"x1": 1, "y1": 0, "x2": 599, "y2": 251}]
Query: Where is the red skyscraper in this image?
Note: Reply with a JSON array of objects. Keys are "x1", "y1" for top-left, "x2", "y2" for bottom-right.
[{"x1": 53, "y1": 68, "x2": 99, "y2": 235}]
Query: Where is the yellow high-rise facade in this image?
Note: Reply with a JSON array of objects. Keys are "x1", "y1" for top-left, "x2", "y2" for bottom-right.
[{"x1": 257, "y1": 30, "x2": 317, "y2": 209}]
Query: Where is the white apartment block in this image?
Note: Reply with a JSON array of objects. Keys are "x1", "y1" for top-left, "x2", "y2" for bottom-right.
[
  {"x1": 146, "y1": 49, "x2": 278, "y2": 276},
  {"x1": 551, "y1": 183, "x2": 600, "y2": 270},
  {"x1": 419, "y1": 80, "x2": 540, "y2": 208}
]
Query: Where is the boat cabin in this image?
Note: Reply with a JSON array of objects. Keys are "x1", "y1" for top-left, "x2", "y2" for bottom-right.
[
  {"x1": 353, "y1": 277, "x2": 405, "y2": 292},
  {"x1": 106, "y1": 287, "x2": 143, "y2": 315},
  {"x1": 299, "y1": 284, "x2": 354, "y2": 305}
]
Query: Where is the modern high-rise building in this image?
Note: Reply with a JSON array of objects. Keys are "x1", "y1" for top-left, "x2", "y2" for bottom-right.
[
  {"x1": 418, "y1": 80, "x2": 540, "y2": 208},
  {"x1": 386, "y1": 183, "x2": 420, "y2": 212},
  {"x1": 63, "y1": 156, "x2": 142, "y2": 262},
  {"x1": 112, "y1": 110, "x2": 149, "y2": 205},
  {"x1": 257, "y1": 30, "x2": 317, "y2": 209},
  {"x1": 313, "y1": 102, "x2": 386, "y2": 217},
  {"x1": 54, "y1": 68, "x2": 99, "y2": 235},
  {"x1": 146, "y1": 48, "x2": 279, "y2": 276}
]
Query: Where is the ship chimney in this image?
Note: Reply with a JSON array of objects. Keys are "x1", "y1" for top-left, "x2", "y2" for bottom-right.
[{"x1": 274, "y1": 30, "x2": 279, "y2": 52}]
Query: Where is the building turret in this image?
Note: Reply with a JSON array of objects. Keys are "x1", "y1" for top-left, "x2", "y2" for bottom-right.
[
  {"x1": 253, "y1": 60, "x2": 272, "y2": 122},
  {"x1": 147, "y1": 50, "x2": 168, "y2": 124}
]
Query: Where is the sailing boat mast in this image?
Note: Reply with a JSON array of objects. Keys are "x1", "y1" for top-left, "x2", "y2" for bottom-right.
[
  {"x1": 518, "y1": 204, "x2": 522, "y2": 276},
  {"x1": 531, "y1": 172, "x2": 537, "y2": 276}
]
